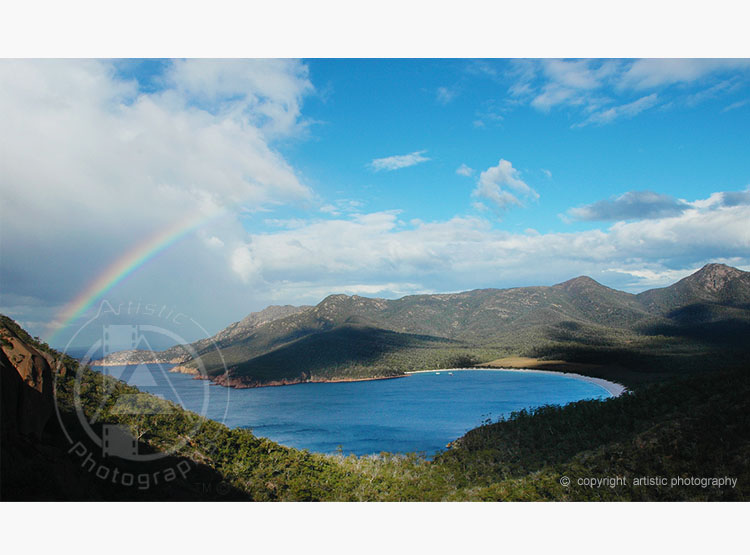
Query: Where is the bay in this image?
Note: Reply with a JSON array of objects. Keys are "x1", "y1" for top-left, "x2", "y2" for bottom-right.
[{"x1": 100, "y1": 364, "x2": 611, "y2": 456}]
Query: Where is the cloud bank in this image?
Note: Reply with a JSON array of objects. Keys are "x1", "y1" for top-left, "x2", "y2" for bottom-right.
[{"x1": 217, "y1": 191, "x2": 750, "y2": 305}]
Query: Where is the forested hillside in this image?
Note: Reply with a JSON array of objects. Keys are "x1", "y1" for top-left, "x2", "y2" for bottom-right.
[{"x1": 3, "y1": 314, "x2": 748, "y2": 501}]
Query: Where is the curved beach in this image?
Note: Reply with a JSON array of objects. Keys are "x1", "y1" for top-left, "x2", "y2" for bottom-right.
[{"x1": 405, "y1": 367, "x2": 627, "y2": 397}]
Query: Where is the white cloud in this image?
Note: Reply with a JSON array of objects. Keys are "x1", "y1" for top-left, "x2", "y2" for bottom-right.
[
  {"x1": 436, "y1": 86, "x2": 458, "y2": 105},
  {"x1": 472, "y1": 159, "x2": 539, "y2": 213},
  {"x1": 723, "y1": 98, "x2": 750, "y2": 112},
  {"x1": 473, "y1": 101, "x2": 505, "y2": 127},
  {"x1": 610, "y1": 267, "x2": 704, "y2": 289},
  {"x1": 684, "y1": 79, "x2": 739, "y2": 107},
  {"x1": 204, "y1": 235, "x2": 225, "y2": 249},
  {"x1": 542, "y1": 169, "x2": 552, "y2": 178},
  {"x1": 166, "y1": 59, "x2": 314, "y2": 137},
  {"x1": 543, "y1": 59, "x2": 619, "y2": 90},
  {"x1": 506, "y1": 59, "x2": 750, "y2": 126},
  {"x1": 456, "y1": 164, "x2": 474, "y2": 177},
  {"x1": 369, "y1": 150, "x2": 430, "y2": 172},
  {"x1": 319, "y1": 199, "x2": 364, "y2": 216},
  {"x1": 619, "y1": 59, "x2": 750, "y2": 90},
  {"x1": 231, "y1": 245, "x2": 260, "y2": 283},
  {"x1": 576, "y1": 93, "x2": 659, "y2": 126},
  {"x1": 515, "y1": 59, "x2": 622, "y2": 113}
]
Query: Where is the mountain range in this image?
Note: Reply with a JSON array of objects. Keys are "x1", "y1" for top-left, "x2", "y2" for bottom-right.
[{"x1": 93, "y1": 263, "x2": 750, "y2": 388}]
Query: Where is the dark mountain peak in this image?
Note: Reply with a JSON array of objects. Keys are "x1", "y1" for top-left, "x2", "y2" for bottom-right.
[
  {"x1": 637, "y1": 263, "x2": 750, "y2": 312},
  {"x1": 319, "y1": 293, "x2": 352, "y2": 304},
  {"x1": 237, "y1": 304, "x2": 309, "y2": 325},
  {"x1": 318, "y1": 293, "x2": 387, "y2": 307},
  {"x1": 686, "y1": 263, "x2": 746, "y2": 292},
  {"x1": 554, "y1": 275, "x2": 604, "y2": 291},
  {"x1": 313, "y1": 294, "x2": 389, "y2": 321}
]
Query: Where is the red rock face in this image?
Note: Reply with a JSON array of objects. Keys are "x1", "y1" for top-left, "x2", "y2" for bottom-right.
[{"x1": 1, "y1": 328, "x2": 54, "y2": 440}]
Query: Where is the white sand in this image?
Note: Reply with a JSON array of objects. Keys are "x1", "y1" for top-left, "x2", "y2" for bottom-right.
[{"x1": 405, "y1": 367, "x2": 627, "y2": 397}]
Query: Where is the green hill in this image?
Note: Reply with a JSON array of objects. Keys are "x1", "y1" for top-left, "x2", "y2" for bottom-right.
[
  {"x1": 212, "y1": 324, "x2": 457, "y2": 387},
  {"x1": 96, "y1": 263, "x2": 750, "y2": 389}
]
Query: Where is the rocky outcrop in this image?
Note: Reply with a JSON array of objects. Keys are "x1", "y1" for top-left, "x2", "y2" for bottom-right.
[
  {"x1": 1, "y1": 327, "x2": 55, "y2": 439},
  {"x1": 689, "y1": 263, "x2": 746, "y2": 293},
  {"x1": 170, "y1": 364, "x2": 199, "y2": 375},
  {"x1": 637, "y1": 263, "x2": 750, "y2": 312}
]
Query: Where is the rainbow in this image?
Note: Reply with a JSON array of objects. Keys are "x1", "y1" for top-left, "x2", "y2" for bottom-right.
[{"x1": 47, "y1": 209, "x2": 222, "y2": 343}]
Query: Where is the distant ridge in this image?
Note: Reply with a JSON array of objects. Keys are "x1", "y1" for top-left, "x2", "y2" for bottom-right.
[{"x1": 95, "y1": 263, "x2": 750, "y2": 389}]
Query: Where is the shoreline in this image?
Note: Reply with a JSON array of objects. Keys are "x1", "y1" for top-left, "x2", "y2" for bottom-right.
[
  {"x1": 405, "y1": 367, "x2": 627, "y2": 397},
  {"x1": 89, "y1": 358, "x2": 183, "y2": 367},
  {"x1": 87, "y1": 359, "x2": 408, "y2": 388},
  {"x1": 211, "y1": 373, "x2": 408, "y2": 389},
  {"x1": 89, "y1": 359, "x2": 625, "y2": 396}
]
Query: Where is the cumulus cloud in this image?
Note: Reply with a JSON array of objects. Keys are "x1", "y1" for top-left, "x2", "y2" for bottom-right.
[
  {"x1": 231, "y1": 245, "x2": 260, "y2": 283},
  {"x1": 369, "y1": 150, "x2": 431, "y2": 172},
  {"x1": 0, "y1": 59, "x2": 315, "y2": 339},
  {"x1": 166, "y1": 58, "x2": 313, "y2": 137},
  {"x1": 569, "y1": 191, "x2": 690, "y2": 221},
  {"x1": 456, "y1": 164, "x2": 474, "y2": 177},
  {"x1": 472, "y1": 159, "x2": 539, "y2": 213}
]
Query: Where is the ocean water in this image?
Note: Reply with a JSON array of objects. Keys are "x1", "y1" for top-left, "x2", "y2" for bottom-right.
[{"x1": 99, "y1": 365, "x2": 611, "y2": 456}]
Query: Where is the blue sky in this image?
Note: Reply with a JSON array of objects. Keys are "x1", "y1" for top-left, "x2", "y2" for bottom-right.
[
  {"x1": 276, "y1": 59, "x2": 750, "y2": 234},
  {"x1": 1, "y1": 59, "x2": 749, "y2": 345}
]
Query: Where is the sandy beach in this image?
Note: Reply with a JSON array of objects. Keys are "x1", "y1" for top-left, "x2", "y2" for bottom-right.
[{"x1": 405, "y1": 367, "x2": 627, "y2": 397}]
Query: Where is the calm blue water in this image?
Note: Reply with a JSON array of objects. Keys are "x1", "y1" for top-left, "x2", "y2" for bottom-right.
[{"x1": 100, "y1": 365, "x2": 610, "y2": 456}]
